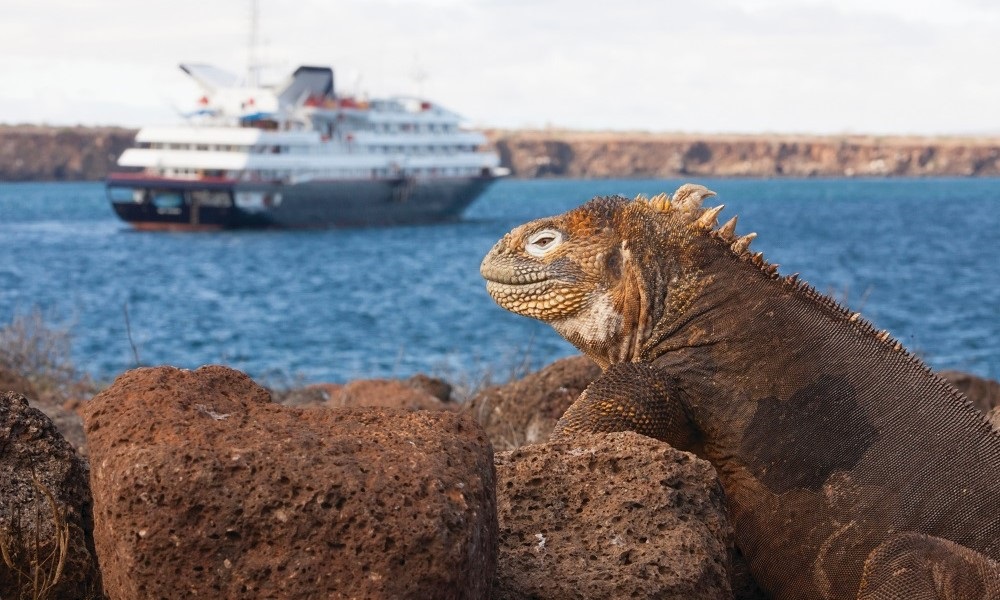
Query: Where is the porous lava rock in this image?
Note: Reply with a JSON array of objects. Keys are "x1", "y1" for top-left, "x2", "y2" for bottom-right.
[
  {"x1": 278, "y1": 375, "x2": 452, "y2": 410},
  {"x1": 465, "y1": 355, "x2": 601, "y2": 450},
  {"x1": 494, "y1": 431, "x2": 734, "y2": 599},
  {"x1": 0, "y1": 391, "x2": 101, "y2": 598},
  {"x1": 327, "y1": 378, "x2": 452, "y2": 411},
  {"x1": 406, "y1": 373, "x2": 453, "y2": 403},
  {"x1": 0, "y1": 366, "x2": 91, "y2": 455},
  {"x1": 82, "y1": 365, "x2": 497, "y2": 600}
]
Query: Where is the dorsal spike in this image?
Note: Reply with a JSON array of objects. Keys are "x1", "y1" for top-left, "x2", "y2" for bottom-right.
[
  {"x1": 672, "y1": 184, "x2": 716, "y2": 210},
  {"x1": 732, "y1": 232, "x2": 757, "y2": 254},
  {"x1": 718, "y1": 216, "x2": 738, "y2": 241},
  {"x1": 694, "y1": 204, "x2": 725, "y2": 229},
  {"x1": 647, "y1": 192, "x2": 671, "y2": 213},
  {"x1": 634, "y1": 193, "x2": 649, "y2": 202},
  {"x1": 751, "y1": 251, "x2": 765, "y2": 265}
]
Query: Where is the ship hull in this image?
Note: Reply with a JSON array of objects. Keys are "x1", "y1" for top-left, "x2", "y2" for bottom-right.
[{"x1": 107, "y1": 175, "x2": 496, "y2": 230}]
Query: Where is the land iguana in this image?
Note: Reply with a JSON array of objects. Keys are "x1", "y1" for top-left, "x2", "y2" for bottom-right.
[{"x1": 479, "y1": 184, "x2": 1000, "y2": 599}]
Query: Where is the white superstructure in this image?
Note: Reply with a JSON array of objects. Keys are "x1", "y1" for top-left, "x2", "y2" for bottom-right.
[
  {"x1": 108, "y1": 64, "x2": 505, "y2": 228},
  {"x1": 118, "y1": 65, "x2": 504, "y2": 185}
]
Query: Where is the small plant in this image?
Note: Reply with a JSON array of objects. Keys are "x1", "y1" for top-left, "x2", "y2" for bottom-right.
[
  {"x1": 436, "y1": 338, "x2": 541, "y2": 404},
  {"x1": 0, "y1": 308, "x2": 100, "y2": 407},
  {"x1": 0, "y1": 476, "x2": 70, "y2": 600},
  {"x1": 0, "y1": 309, "x2": 75, "y2": 385}
]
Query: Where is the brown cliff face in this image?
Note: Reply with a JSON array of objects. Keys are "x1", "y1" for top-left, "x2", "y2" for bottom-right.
[
  {"x1": 3, "y1": 124, "x2": 1000, "y2": 181},
  {"x1": 0, "y1": 125, "x2": 135, "y2": 181},
  {"x1": 487, "y1": 130, "x2": 1000, "y2": 178}
]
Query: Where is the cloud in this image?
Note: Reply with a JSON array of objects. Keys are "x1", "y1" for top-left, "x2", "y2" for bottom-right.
[{"x1": 1, "y1": 0, "x2": 998, "y2": 133}]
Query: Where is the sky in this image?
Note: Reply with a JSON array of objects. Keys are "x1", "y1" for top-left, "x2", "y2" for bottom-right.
[{"x1": 2, "y1": 0, "x2": 999, "y2": 135}]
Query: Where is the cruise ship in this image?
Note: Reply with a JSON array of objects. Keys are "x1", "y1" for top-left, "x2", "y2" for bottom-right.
[{"x1": 106, "y1": 64, "x2": 507, "y2": 229}]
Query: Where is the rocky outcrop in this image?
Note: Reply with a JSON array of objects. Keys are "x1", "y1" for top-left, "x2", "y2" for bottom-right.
[
  {"x1": 0, "y1": 366, "x2": 91, "y2": 456},
  {"x1": 4, "y1": 124, "x2": 1000, "y2": 181},
  {"x1": 494, "y1": 431, "x2": 734, "y2": 599},
  {"x1": 277, "y1": 374, "x2": 454, "y2": 410},
  {"x1": 0, "y1": 125, "x2": 134, "y2": 181},
  {"x1": 82, "y1": 365, "x2": 496, "y2": 600},
  {"x1": 0, "y1": 391, "x2": 102, "y2": 599},
  {"x1": 489, "y1": 130, "x2": 1000, "y2": 178},
  {"x1": 465, "y1": 355, "x2": 601, "y2": 450}
]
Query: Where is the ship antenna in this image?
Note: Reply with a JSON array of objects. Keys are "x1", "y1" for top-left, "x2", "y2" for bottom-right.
[
  {"x1": 410, "y1": 53, "x2": 428, "y2": 98},
  {"x1": 248, "y1": 0, "x2": 260, "y2": 88}
]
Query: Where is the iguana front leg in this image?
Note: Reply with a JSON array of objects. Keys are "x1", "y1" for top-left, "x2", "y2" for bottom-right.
[
  {"x1": 551, "y1": 362, "x2": 698, "y2": 451},
  {"x1": 858, "y1": 533, "x2": 1000, "y2": 599}
]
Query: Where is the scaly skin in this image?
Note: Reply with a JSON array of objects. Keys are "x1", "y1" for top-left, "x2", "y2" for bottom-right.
[{"x1": 480, "y1": 184, "x2": 1000, "y2": 600}]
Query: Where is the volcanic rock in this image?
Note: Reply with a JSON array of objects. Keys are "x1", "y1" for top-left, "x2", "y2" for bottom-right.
[
  {"x1": 0, "y1": 391, "x2": 101, "y2": 598},
  {"x1": 328, "y1": 377, "x2": 451, "y2": 411},
  {"x1": 406, "y1": 373, "x2": 453, "y2": 403},
  {"x1": 465, "y1": 356, "x2": 601, "y2": 450},
  {"x1": 82, "y1": 365, "x2": 496, "y2": 600},
  {"x1": 494, "y1": 431, "x2": 734, "y2": 599},
  {"x1": 278, "y1": 375, "x2": 452, "y2": 411}
]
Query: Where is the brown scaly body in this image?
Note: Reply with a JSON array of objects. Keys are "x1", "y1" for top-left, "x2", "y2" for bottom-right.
[{"x1": 480, "y1": 184, "x2": 1000, "y2": 599}]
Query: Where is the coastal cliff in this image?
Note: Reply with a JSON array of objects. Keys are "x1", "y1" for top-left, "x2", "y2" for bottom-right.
[
  {"x1": 488, "y1": 130, "x2": 1000, "y2": 178},
  {"x1": 0, "y1": 125, "x2": 135, "y2": 181},
  {"x1": 2, "y1": 124, "x2": 1000, "y2": 181}
]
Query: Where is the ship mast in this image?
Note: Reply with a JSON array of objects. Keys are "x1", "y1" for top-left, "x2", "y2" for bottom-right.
[{"x1": 247, "y1": 0, "x2": 260, "y2": 88}]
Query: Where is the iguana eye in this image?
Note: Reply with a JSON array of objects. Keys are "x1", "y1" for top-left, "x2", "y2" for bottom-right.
[{"x1": 526, "y1": 229, "x2": 563, "y2": 257}]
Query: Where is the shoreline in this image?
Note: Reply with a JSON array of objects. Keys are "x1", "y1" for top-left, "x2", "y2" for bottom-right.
[{"x1": 2, "y1": 124, "x2": 1000, "y2": 181}]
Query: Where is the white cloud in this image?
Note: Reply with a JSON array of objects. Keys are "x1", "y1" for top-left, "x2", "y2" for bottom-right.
[{"x1": 1, "y1": 0, "x2": 998, "y2": 133}]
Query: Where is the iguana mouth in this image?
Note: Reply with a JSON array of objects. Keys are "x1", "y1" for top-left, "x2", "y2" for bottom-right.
[
  {"x1": 481, "y1": 272, "x2": 549, "y2": 286},
  {"x1": 479, "y1": 261, "x2": 549, "y2": 286}
]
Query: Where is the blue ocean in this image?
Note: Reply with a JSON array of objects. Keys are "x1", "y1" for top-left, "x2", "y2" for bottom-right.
[{"x1": 1, "y1": 179, "x2": 998, "y2": 385}]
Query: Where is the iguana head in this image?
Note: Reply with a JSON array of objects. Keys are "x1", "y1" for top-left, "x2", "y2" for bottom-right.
[{"x1": 481, "y1": 183, "x2": 750, "y2": 368}]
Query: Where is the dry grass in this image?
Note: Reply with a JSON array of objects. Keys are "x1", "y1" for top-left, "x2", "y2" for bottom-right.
[
  {"x1": 0, "y1": 309, "x2": 100, "y2": 407},
  {"x1": 0, "y1": 476, "x2": 70, "y2": 600},
  {"x1": 436, "y1": 340, "x2": 539, "y2": 404}
]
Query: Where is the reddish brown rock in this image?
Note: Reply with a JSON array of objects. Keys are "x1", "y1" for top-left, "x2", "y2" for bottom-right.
[
  {"x1": 406, "y1": 373, "x2": 453, "y2": 403},
  {"x1": 0, "y1": 391, "x2": 102, "y2": 598},
  {"x1": 328, "y1": 378, "x2": 452, "y2": 411},
  {"x1": 494, "y1": 432, "x2": 734, "y2": 599},
  {"x1": 82, "y1": 365, "x2": 496, "y2": 600},
  {"x1": 940, "y1": 370, "x2": 1000, "y2": 415},
  {"x1": 274, "y1": 382, "x2": 342, "y2": 407},
  {"x1": 465, "y1": 356, "x2": 601, "y2": 449},
  {"x1": 278, "y1": 375, "x2": 452, "y2": 411}
]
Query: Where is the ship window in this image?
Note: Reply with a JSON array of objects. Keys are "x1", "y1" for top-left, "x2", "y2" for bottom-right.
[
  {"x1": 191, "y1": 190, "x2": 232, "y2": 207},
  {"x1": 152, "y1": 191, "x2": 184, "y2": 209},
  {"x1": 107, "y1": 186, "x2": 137, "y2": 202}
]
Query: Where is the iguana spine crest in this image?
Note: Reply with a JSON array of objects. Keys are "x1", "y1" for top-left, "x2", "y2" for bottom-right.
[{"x1": 648, "y1": 186, "x2": 998, "y2": 439}]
